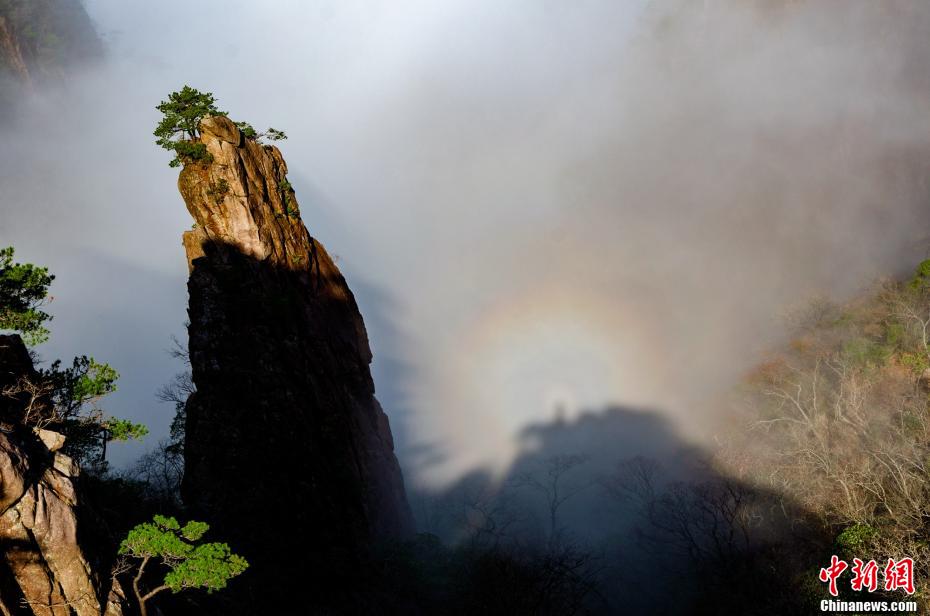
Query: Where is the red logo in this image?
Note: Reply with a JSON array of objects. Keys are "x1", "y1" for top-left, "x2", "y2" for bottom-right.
[
  {"x1": 819, "y1": 555, "x2": 848, "y2": 597},
  {"x1": 884, "y1": 558, "x2": 915, "y2": 595},
  {"x1": 819, "y1": 556, "x2": 915, "y2": 596},
  {"x1": 850, "y1": 558, "x2": 879, "y2": 592}
]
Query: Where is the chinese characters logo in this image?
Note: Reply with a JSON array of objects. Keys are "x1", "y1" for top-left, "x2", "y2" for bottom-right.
[{"x1": 819, "y1": 555, "x2": 914, "y2": 597}]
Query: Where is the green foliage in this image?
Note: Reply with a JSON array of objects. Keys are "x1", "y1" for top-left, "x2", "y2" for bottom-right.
[
  {"x1": 909, "y1": 259, "x2": 930, "y2": 291},
  {"x1": 120, "y1": 515, "x2": 248, "y2": 596},
  {"x1": 165, "y1": 542, "x2": 246, "y2": 592},
  {"x1": 237, "y1": 122, "x2": 287, "y2": 144},
  {"x1": 154, "y1": 86, "x2": 227, "y2": 168},
  {"x1": 841, "y1": 336, "x2": 890, "y2": 367},
  {"x1": 171, "y1": 141, "x2": 211, "y2": 168},
  {"x1": 835, "y1": 523, "x2": 877, "y2": 556},
  {"x1": 885, "y1": 321, "x2": 905, "y2": 347},
  {"x1": 264, "y1": 127, "x2": 287, "y2": 141},
  {"x1": 205, "y1": 178, "x2": 230, "y2": 204},
  {"x1": 900, "y1": 351, "x2": 929, "y2": 374},
  {"x1": 234, "y1": 121, "x2": 257, "y2": 139},
  {"x1": 73, "y1": 358, "x2": 118, "y2": 401},
  {"x1": 105, "y1": 418, "x2": 149, "y2": 442},
  {"x1": 43, "y1": 356, "x2": 118, "y2": 418},
  {"x1": 277, "y1": 178, "x2": 298, "y2": 218},
  {"x1": 0, "y1": 246, "x2": 54, "y2": 345},
  {"x1": 155, "y1": 88, "x2": 287, "y2": 168},
  {"x1": 0, "y1": 246, "x2": 145, "y2": 470},
  {"x1": 39, "y1": 356, "x2": 146, "y2": 467}
]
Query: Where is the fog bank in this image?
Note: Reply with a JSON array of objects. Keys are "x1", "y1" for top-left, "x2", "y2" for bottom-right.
[{"x1": 2, "y1": 1, "x2": 930, "y2": 482}]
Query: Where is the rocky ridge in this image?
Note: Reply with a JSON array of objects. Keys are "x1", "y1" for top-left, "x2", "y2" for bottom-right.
[{"x1": 0, "y1": 335, "x2": 123, "y2": 616}]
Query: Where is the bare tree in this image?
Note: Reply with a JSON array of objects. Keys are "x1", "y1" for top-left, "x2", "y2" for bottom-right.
[
  {"x1": 605, "y1": 457, "x2": 766, "y2": 582},
  {"x1": 729, "y1": 282, "x2": 930, "y2": 610},
  {"x1": 128, "y1": 439, "x2": 185, "y2": 507},
  {"x1": 513, "y1": 454, "x2": 591, "y2": 544},
  {"x1": 1, "y1": 374, "x2": 54, "y2": 428},
  {"x1": 125, "y1": 336, "x2": 194, "y2": 507},
  {"x1": 456, "y1": 476, "x2": 521, "y2": 549},
  {"x1": 157, "y1": 335, "x2": 194, "y2": 445}
]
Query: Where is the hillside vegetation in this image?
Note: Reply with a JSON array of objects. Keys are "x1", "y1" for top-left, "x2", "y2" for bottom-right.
[{"x1": 726, "y1": 260, "x2": 930, "y2": 609}]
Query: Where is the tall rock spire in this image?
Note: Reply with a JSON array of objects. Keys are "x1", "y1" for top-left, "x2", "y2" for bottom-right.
[{"x1": 178, "y1": 116, "x2": 414, "y2": 609}]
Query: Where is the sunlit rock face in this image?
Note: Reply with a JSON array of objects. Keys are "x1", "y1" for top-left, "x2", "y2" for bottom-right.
[
  {"x1": 178, "y1": 116, "x2": 414, "y2": 609},
  {"x1": 0, "y1": 335, "x2": 125, "y2": 616}
]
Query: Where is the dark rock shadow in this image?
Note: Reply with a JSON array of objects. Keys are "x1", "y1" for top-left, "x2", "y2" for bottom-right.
[
  {"x1": 409, "y1": 404, "x2": 828, "y2": 615},
  {"x1": 348, "y1": 280, "x2": 424, "y2": 467},
  {"x1": 180, "y1": 239, "x2": 414, "y2": 615}
]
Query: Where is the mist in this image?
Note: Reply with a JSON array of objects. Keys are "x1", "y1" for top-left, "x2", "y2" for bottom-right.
[{"x1": 2, "y1": 0, "x2": 930, "y2": 488}]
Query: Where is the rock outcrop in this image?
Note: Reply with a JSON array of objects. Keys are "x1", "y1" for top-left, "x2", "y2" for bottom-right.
[
  {"x1": 178, "y1": 116, "x2": 414, "y2": 610},
  {"x1": 0, "y1": 15, "x2": 31, "y2": 89},
  {"x1": 0, "y1": 0, "x2": 102, "y2": 118},
  {"x1": 0, "y1": 0, "x2": 101, "y2": 83},
  {"x1": 0, "y1": 335, "x2": 124, "y2": 616}
]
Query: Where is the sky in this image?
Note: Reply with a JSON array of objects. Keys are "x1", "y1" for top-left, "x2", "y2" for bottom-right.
[{"x1": 3, "y1": 0, "x2": 930, "y2": 486}]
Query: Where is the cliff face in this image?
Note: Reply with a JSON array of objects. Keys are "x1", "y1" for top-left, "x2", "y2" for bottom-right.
[
  {"x1": 0, "y1": 0, "x2": 101, "y2": 115},
  {"x1": 178, "y1": 116, "x2": 414, "y2": 608},
  {"x1": 0, "y1": 335, "x2": 124, "y2": 616}
]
